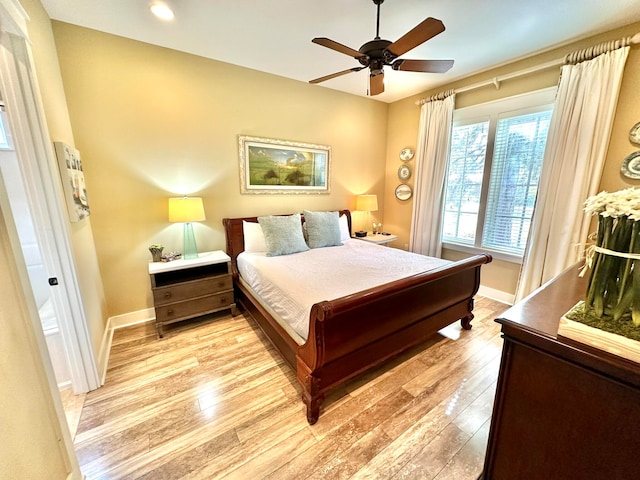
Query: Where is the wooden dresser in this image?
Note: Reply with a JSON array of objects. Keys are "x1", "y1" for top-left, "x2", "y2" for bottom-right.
[
  {"x1": 482, "y1": 265, "x2": 640, "y2": 479},
  {"x1": 149, "y1": 251, "x2": 237, "y2": 337}
]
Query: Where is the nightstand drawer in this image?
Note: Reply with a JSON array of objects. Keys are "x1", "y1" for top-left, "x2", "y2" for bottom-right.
[
  {"x1": 153, "y1": 275, "x2": 232, "y2": 306},
  {"x1": 154, "y1": 291, "x2": 234, "y2": 323}
]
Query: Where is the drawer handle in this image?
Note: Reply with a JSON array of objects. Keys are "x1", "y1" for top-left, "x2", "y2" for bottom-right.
[
  {"x1": 164, "y1": 292, "x2": 172, "y2": 299},
  {"x1": 218, "y1": 281, "x2": 225, "y2": 288},
  {"x1": 219, "y1": 297, "x2": 227, "y2": 304},
  {"x1": 167, "y1": 309, "x2": 174, "y2": 316}
]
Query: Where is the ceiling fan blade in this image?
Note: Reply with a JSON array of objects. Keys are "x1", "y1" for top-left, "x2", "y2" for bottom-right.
[
  {"x1": 309, "y1": 67, "x2": 365, "y2": 84},
  {"x1": 392, "y1": 59, "x2": 454, "y2": 73},
  {"x1": 370, "y1": 72, "x2": 384, "y2": 96},
  {"x1": 386, "y1": 17, "x2": 445, "y2": 57},
  {"x1": 312, "y1": 37, "x2": 366, "y2": 59}
]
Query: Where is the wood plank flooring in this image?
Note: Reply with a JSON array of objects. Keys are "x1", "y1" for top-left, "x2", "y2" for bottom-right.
[
  {"x1": 60, "y1": 386, "x2": 86, "y2": 439},
  {"x1": 73, "y1": 296, "x2": 508, "y2": 479}
]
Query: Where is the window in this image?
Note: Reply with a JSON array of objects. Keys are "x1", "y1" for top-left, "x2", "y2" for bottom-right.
[{"x1": 442, "y1": 88, "x2": 555, "y2": 262}]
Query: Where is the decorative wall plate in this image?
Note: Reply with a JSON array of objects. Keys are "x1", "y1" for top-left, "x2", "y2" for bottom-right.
[
  {"x1": 398, "y1": 164, "x2": 411, "y2": 181},
  {"x1": 395, "y1": 184, "x2": 412, "y2": 201},
  {"x1": 621, "y1": 151, "x2": 640, "y2": 179},
  {"x1": 630, "y1": 122, "x2": 640, "y2": 145},
  {"x1": 400, "y1": 147, "x2": 414, "y2": 161}
]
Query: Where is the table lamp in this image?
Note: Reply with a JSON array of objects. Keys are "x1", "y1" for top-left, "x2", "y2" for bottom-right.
[
  {"x1": 168, "y1": 196, "x2": 206, "y2": 259},
  {"x1": 356, "y1": 194, "x2": 378, "y2": 237}
]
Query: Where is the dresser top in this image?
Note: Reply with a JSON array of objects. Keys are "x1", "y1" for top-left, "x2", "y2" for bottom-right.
[
  {"x1": 148, "y1": 250, "x2": 230, "y2": 274},
  {"x1": 497, "y1": 264, "x2": 587, "y2": 338}
]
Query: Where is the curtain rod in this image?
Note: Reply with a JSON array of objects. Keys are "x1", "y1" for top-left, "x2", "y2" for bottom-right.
[{"x1": 416, "y1": 32, "x2": 640, "y2": 106}]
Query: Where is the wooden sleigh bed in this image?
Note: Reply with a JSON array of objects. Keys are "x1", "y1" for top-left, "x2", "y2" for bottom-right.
[{"x1": 223, "y1": 210, "x2": 492, "y2": 424}]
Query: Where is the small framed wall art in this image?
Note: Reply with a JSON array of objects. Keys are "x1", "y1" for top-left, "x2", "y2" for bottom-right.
[
  {"x1": 629, "y1": 121, "x2": 640, "y2": 145},
  {"x1": 398, "y1": 164, "x2": 411, "y2": 181},
  {"x1": 395, "y1": 184, "x2": 413, "y2": 201},
  {"x1": 399, "y1": 147, "x2": 414, "y2": 161},
  {"x1": 621, "y1": 151, "x2": 640, "y2": 179},
  {"x1": 53, "y1": 141, "x2": 90, "y2": 222}
]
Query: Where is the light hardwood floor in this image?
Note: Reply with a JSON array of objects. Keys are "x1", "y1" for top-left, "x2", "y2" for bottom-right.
[
  {"x1": 72, "y1": 296, "x2": 508, "y2": 479},
  {"x1": 60, "y1": 386, "x2": 86, "y2": 439}
]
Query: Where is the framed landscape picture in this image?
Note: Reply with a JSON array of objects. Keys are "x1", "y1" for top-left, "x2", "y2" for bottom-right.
[
  {"x1": 238, "y1": 135, "x2": 331, "y2": 194},
  {"x1": 53, "y1": 141, "x2": 90, "y2": 222}
]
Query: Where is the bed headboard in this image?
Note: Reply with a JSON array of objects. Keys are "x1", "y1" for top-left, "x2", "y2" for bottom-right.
[{"x1": 222, "y1": 210, "x2": 352, "y2": 275}]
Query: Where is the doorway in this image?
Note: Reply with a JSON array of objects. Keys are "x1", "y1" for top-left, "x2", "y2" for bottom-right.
[{"x1": 0, "y1": 27, "x2": 101, "y2": 395}]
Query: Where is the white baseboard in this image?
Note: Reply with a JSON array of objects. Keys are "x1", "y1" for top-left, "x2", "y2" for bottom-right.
[
  {"x1": 57, "y1": 379, "x2": 72, "y2": 390},
  {"x1": 97, "y1": 308, "x2": 155, "y2": 385},
  {"x1": 109, "y1": 307, "x2": 156, "y2": 329},
  {"x1": 478, "y1": 285, "x2": 515, "y2": 305}
]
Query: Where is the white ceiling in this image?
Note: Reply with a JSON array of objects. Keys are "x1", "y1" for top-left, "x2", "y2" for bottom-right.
[{"x1": 39, "y1": 0, "x2": 640, "y2": 103}]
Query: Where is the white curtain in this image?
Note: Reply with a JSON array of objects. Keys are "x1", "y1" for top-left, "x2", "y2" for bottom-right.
[
  {"x1": 516, "y1": 47, "x2": 630, "y2": 301},
  {"x1": 409, "y1": 94, "x2": 455, "y2": 258}
]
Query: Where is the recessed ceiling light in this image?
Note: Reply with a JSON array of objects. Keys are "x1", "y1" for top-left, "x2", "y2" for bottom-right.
[{"x1": 150, "y1": 2, "x2": 174, "y2": 21}]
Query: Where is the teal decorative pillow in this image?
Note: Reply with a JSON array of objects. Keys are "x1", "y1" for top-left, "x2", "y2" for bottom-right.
[
  {"x1": 304, "y1": 210, "x2": 342, "y2": 248},
  {"x1": 258, "y1": 214, "x2": 309, "y2": 256}
]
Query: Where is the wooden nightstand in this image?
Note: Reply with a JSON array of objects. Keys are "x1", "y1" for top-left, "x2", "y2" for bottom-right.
[
  {"x1": 354, "y1": 233, "x2": 398, "y2": 246},
  {"x1": 148, "y1": 251, "x2": 238, "y2": 338}
]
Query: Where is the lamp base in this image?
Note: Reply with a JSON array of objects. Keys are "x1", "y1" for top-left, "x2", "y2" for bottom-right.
[
  {"x1": 355, "y1": 231, "x2": 367, "y2": 238},
  {"x1": 182, "y1": 222, "x2": 199, "y2": 259}
]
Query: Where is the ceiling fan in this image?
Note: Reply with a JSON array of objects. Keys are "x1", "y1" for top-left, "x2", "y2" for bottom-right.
[{"x1": 309, "y1": 0, "x2": 454, "y2": 96}]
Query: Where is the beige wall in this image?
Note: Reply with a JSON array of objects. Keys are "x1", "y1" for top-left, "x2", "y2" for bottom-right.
[
  {"x1": 384, "y1": 21, "x2": 640, "y2": 298},
  {"x1": 22, "y1": 0, "x2": 108, "y2": 358},
  {"x1": 52, "y1": 22, "x2": 389, "y2": 317}
]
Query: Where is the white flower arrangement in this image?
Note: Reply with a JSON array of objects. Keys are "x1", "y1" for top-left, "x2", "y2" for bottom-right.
[
  {"x1": 584, "y1": 187, "x2": 640, "y2": 219},
  {"x1": 583, "y1": 187, "x2": 640, "y2": 326}
]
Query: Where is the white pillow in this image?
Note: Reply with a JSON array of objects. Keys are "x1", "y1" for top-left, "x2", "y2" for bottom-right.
[
  {"x1": 339, "y1": 214, "x2": 351, "y2": 242},
  {"x1": 243, "y1": 220, "x2": 267, "y2": 253}
]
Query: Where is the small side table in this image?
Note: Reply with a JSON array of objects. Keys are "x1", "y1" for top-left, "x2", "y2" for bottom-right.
[
  {"x1": 148, "y1": 250, "x2": 238, "y2": 338},
  {"x1": 354, "y1": 233, "x2": 398, "y2": 246}
]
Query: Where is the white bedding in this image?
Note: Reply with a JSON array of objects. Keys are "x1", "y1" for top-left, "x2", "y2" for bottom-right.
[{"x1": 237, "y1": 239, "x2": 450, "y2": 340}]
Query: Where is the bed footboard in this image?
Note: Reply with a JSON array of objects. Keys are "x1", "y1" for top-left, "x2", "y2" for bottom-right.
[{"x1": 296, "y1": 253, "x2": 492, "y2": 424}]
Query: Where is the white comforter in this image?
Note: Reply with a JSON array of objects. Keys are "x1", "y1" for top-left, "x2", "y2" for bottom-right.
[{"x1": 237, "y1": 239, "x2": 450, "y2": 340}]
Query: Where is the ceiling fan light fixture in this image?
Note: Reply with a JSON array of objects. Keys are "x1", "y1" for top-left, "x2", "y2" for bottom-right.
[
  {"x1": 309, "y1": 0, "x2": 454, "y2": 96},
  {"x1": 150, "y1": 2, "x2": 175, "y2": 21}
]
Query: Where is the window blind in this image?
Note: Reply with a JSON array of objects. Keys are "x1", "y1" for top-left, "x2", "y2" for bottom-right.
[{"x1": 482, "y1": 111, "x2": 552, "y2": 255}]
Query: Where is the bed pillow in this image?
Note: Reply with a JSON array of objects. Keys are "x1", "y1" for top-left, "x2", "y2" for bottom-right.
[
  {"x1": 304, "y1": 210, "x2": 342, "y2": 248},
  {"x1": 243, "y1": 220, "x2": 267, "y2": 253},
  {"x1": 339, "y1": 213, "x2": 351, "y2": 242},
  {"x1": 258, "y1": 214, "x2": 309, "y2": 256}
]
